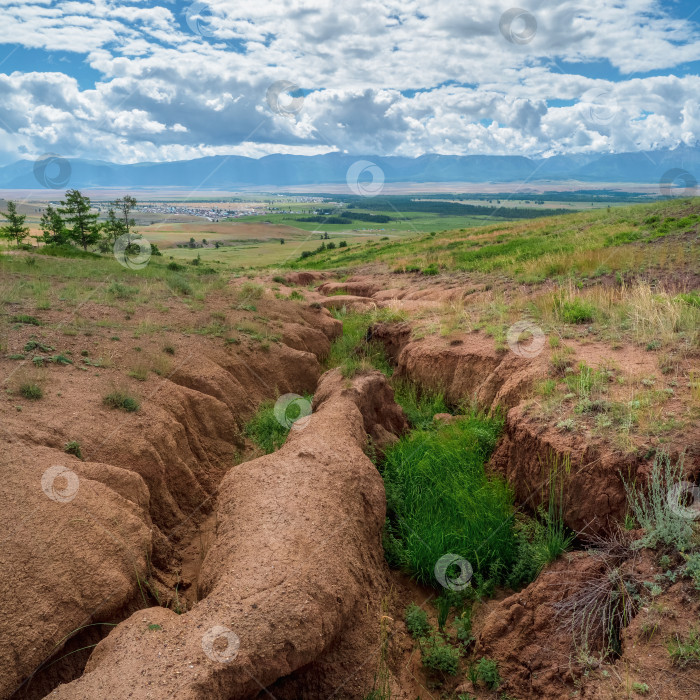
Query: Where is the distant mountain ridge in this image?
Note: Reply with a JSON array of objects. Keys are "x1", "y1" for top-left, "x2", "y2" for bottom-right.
[{"x1": 1, "y1": 147, "x2": 698, "y2": 189}]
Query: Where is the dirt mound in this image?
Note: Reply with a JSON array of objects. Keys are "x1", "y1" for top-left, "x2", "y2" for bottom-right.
[
  {"x1": 0, "y1": 441, "x2": 152, "y2": 699},
  {"x1": 317, "y1": 281, "x2": 380, "y2": 298},
  {"x1": 372, "y1": 323, "x2": 547, "y2": 409},
  {"x1": 490, "y1": 404, "x2": 648, "y2": 532},
  {"x1": 320, "y1": 295, "x2": 377, "y2": 311},
  {"x1": 0, "y1": 296, "x2": 339, "y2": 699},
  {"x1": 284, "y1": 271, "x2": 327, "y2": 286},
  {"x1": 48, "y1": 370, "x2": 406, "y2": 700},
  {"x1": 471, "y1": 548, "x2": 700, "y2": 699}
]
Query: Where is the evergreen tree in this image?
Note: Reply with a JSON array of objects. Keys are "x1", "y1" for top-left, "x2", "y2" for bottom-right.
[
  {"x1": 0, "y1": 201, "x2": 30, "y2": 246},
  {"x1": 59, "y1": 190, "x2": 100, "y2": 250},
  {"x1": 38, "y1": 204, "x2": 68, "y2": 245},
  {"x1": 99, "y1": 207, "x2": 125, "y2": 252}
]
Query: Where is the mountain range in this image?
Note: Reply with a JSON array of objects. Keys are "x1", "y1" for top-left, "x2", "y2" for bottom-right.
[{"x1": 1, "y1": 147, "x2": 698, "y2": 190}]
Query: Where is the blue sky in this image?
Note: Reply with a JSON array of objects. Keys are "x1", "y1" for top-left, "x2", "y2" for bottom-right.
[{"x1": 0, "y1": 0, "x2": 698, "y2": 165}]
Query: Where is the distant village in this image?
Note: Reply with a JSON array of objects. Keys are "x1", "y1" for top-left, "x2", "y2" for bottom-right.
[{"x1": 127, "y1": 196, "x2": 326, "y2": 222}]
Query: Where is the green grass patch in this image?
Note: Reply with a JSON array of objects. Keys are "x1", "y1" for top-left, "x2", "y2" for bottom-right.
[
  {"x1": 244, "y1": 400, "x2": 290, "y2": 454},
  {"x1": 11, "y1": 314, "x2": 41, "y2": 325},
  {"x1": 381, "y1": 412, "x2": 514, "y2": 586},
  {"x1": 325, "y1": 308, "x2": 403, "y2": 377},
  {"x1": 392, "y1": 379, "x2": 451, "y2": 430}
]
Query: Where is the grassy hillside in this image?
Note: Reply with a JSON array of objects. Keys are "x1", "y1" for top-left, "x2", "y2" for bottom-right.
[{"x1": 287, "y1": 197, "x2": 700, "y2": 283}]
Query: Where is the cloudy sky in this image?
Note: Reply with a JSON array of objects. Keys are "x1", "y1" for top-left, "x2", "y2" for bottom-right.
[{"x1": 0, "y1": 0, "x2": 698, "y2": 165}]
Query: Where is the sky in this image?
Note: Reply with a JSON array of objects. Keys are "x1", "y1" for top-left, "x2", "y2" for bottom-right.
[{"x1": 0, "y1": 0, "x2": 698, "y2": 165}]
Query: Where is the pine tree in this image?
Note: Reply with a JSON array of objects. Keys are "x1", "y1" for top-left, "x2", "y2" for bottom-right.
[
  {"x1": 99, "y1": 208, "x2": 125, "y2": 252},
  {"x1": 59, "y1": 190, "x2": 100, "y2": 251},
  {"x1": 0, "y1": 201, "x2": 30, "y2": 246},
  {"x1": 38, "y1": 204, "x2": 68, "y2": 245}
]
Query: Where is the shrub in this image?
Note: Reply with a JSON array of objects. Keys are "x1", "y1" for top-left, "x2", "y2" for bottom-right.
[
  {"x1": 167, "y1": 275, "x2": 192, "y2": 296},
  {"x1": 560, "y1": 298, "x2": 596, "y2": 324},
  {"x1": 167, "y1": 261, "x2": 185, "y2": 271},
  {"x1": 683, "y1": 552, "x2": 700, "y2": 590},
  {"x1": 623, "y1": 451, "x2": 695, "y2": 552},
  {"x1": 419, "y1": 633, "x2": 461, "y2": 675},
  {"x1": 103, "y1": 390, "x2": 140, "y2": 412},
  {"x1": 404, "y1": 602, "x2": 431, "y2": 638},
  {"x1": 108, "y1": 281, "x2": 137, "y2": 299},
  {"x1": 476, "y1": 657, "x2": 501, "y2": 689},
  {"x1": 422, "y1": 264, "x2": 439, "y2": 276},
  {"x1": 20, "y1": 383, "x2": 42, "y2": 400},
  {"x1": 239, "y1": 282, "x2": 264, "y2": 300},
  {"x1": 64, "y1": 441, "x2": 83, "y2": 459}
]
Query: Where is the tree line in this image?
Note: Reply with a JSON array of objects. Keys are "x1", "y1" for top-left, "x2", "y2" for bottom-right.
[{"x1": 0, "y1": 190, "x2": 160, "y2": 256}]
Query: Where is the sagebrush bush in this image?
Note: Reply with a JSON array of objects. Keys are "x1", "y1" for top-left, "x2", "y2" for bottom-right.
[{"x1": 623, "y1": 450, "x2": 695, "y2": 552}]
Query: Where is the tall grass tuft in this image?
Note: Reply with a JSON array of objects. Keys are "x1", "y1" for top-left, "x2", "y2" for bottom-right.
[
  {"x1": 392, "y1": 379, "x2": 450, "y2": 430},
  {"x1": 326, "y1": 308, "x2": 403, "y2": 377}
]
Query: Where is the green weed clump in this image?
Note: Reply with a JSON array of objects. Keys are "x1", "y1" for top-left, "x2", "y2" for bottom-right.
[
  {"x1": 404, "y1": 602, "x2": 431, "y2": 638},
  {"x1": 11, "y1": 314, "x2": 41, "y2": 325},
  {"x1": 475, "y1": 657, "x2": 501, "y2": 689},
  {"x1": 381, "y1": 413, "x2": 513, "y2": 586},
  {"x1": 103, "y1": 390, "x2": 140, "y2": 412},
  {"x1": 666, "y1": 628, "x2": 700, "y2": 667},
  {"x1": 20, "y1": 383, "x2": 43, "y2": 400},
  {"x1": 559, "y1": 298, "x2": 596, "y2": 324},
  {"x1": 64, "y1": 440, "x2": 83, "y2": 459},
  {"x1": 244, "y1": 398, "x2": 310, "y2": 454},
  {"x1": 419, "y1": 633, "x2": 461, "y2": 675}
]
